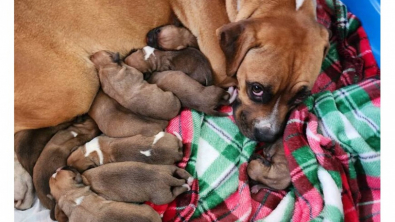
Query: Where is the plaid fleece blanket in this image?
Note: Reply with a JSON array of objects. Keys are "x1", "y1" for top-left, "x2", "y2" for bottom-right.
[{"x1": 147, "y1": 0, "x2": 381, "y2": 221}]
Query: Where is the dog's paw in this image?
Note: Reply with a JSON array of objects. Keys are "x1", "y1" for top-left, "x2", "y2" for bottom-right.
[{"x1": 14, "y1": 157, "x2": 34, "y2": 210}]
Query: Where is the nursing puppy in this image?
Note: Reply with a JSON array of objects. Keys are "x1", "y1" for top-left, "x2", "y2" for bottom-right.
[
  {"x1": 50, "y1": 167, "x2": 161, "y2": 222},
  {"x1": 82, "y1": 161, "x2": 193, "y2": 205},
  {"x1": 15, "y1": 121, "x2": 75, "y2": 176},
  {"x1": 14, "y1": 121, "x2": 73, "y2": 210},
  {"x1": 33, "y1": 116, "x2": 100, "y2": 211},
  {"x1": 147, "y1": 24, "x2": 198, "y2": 50},
  {"x1": 89, "y1": 90, "x2": 168, "y2": 138},
  {"x1": 124, "y1": 47, "x2": 213, "y2": 86},
  {"x1": 90, "y1": 50, "x2": 181, "y2": 120},
  {"x1": 148, "y1": 71, "x2": 231, "y2": 116},
  {"x1": 247, "y1": 138, "x2": 291, "y2": 191},
  {"x1": 67, "y1": 132, "x2": 183, "y2": 172}
]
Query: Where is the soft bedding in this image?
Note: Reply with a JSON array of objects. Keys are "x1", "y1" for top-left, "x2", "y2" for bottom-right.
[{"x1": 14, "y1": 0, "x2": 380, "y2": 221}]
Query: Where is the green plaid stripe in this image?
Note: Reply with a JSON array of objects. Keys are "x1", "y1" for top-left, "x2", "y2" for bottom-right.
[
  {"x1": 186, "y1": 111, "x2": 256, "y2": 218},
  {"x1": 312, "y1": 82, "x2": 380, "y2": 177}
]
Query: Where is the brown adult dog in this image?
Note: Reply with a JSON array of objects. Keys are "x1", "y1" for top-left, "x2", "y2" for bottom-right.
[
  {"x1": 82, "y1": 161, "x2": 193, "y2": 205},
  {"x1": 33, "y1": 116, "x2": 100, "y2": 211},
  {"x1": 220, "y1": 0, "x2": 329, "y2": 142},
  {"x1": 49, "y1": 167, "x2": 161, "y2": 222},
  {"x1": 89, "y1": 90, "x2": 168, "y2": 138},
  {"x1": 67, "y1": 132, "x2": 183, "y2": 172},
  {"x1": 15, "y1": 0, "x2": 328, "y2": 208}
]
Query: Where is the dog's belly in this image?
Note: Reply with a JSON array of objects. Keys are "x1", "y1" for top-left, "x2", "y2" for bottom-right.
[{"x1": 14, "y1": 0, "x2": 173, "y2": 132}]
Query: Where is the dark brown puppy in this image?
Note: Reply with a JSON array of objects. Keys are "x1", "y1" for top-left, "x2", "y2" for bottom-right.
[
  {"x1": 33, "y1": 116, "x2": 100, "y2": 211},
  {"x1": 147, "y1": 24, "x2": 198, "y2": 50},
  {"x1": 82, "y1": 161, "x2": 193, "y2": 205},
  {"x1": 90, "y1": 50, "x2": 181, "y2": 120},
  {"x1": 50, "y1": 167, "x2": 161, "y2": 222},
  {"x1": 67, "y1": 132, "x2": 183, "y2": 172},
  {"x1": 14, "y1": 121, "x2": 77, "y2": 176},
  {"x1": 124, "y1": 47, "x2": 213, "y2": 86},
  {"x1": 89, "y1": 90, "x2": 168, "y2": 138},
  {"x1": 148, "y1": 71, "x2": 230, "y2": 116},
  {"x1": 247, "y1": 138, "x2": 291, "y2": 191}
]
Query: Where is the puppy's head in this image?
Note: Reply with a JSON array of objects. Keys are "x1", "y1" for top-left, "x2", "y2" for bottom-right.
[
  {"x1": 49, "y1": 167, "x2": 83, "y2": 201},
  {"x1": 90, "y1": 50, "x2": 121, "y2": 70},
  {"x1": 123, "y1": 48, "x2": 152, "y2": 74},
  {"x1": 217, "y1": 15, "x2": 329, "y2": 142},
  {"x1": 146, "y1": 25, "x2": 197, "y2": 50},
  {"x1": 67, "y1": 146, "x2": 98, "y2": 172}
]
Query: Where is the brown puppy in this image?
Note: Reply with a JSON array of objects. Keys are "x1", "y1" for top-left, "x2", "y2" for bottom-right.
[
  {"x1": 15, "y1": 121, "x2": 74, "y2": 176},
  {"x1": 219, "y1": 0, "x2": 329, "y2": 142},
  {"x1": 50, "y1": 167, "x2": 161, "y2": 222},
  {"x1": 124, "y1": 47, "x2": 213, "y2": 86},
  {"x1": 14, "y1": 120, "x2": 74, "y2": 209},
  {"x1": 33, "y1": 116, "x2": 100, "y2": 211},
  {"x1": 147, "y1": 24, "x2": 198, "y2": 50},
  {"x1": 89, "y1": 90, "x2": 168, "y2": 138},
  {"x1": 247, "y1": 138, "x2": 291, "y2": 191},
  {"x1": 90, "y1": 50, "x2": 181, "y2": 120},
  {"x1": 82, "y1": 161, "x2": 193, "y2": 205},
  {"x1": 67, "y1": 132, "x2": 183, "y2": 172},
  {"x1": 148, "y1": 71, "x2": 230, "y2": 116}
]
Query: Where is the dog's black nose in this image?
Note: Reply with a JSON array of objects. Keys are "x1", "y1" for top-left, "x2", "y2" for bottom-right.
[
  {"x1": 253, "y1": 127, "x2": 278, "y2": 142},
  {"x1": 146, "y1": 28, "x2": 160, "y2": 48}
]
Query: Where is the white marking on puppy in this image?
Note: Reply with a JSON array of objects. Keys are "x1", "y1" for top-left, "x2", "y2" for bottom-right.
[
  {"x1": 143, "y1": 46, "x2": 156, "y2": 60},
  {"x1": 296, "y1": 0, "x2": 305, "y2": 10},
  {"x1": 71, "y1": 131, "x2": 78, "y2": 137},
  {"x1": 153, "y1": 131, "x2": 165, "y2": 145},
  {"x1": 254, "y1": 96, "x2": 281, "y2": 131},
  {"x1": 140, "y1": 149, "x2": 152, "y2": 157},
  {"x1": 173, "y1": 131, "x2": 183, "y2": 141},
  {"x1": 182, "y1": 184, "x2": 191, "y2": 191},
  {"x1": 84, "y1": 137, "x2": 104, "y2": 165},
  {"x1": 52, "y1": 172, "x2": 57, "y2": 178},
  {"x1": 75, "y1": 196, "x2": 85, "y2": 205}
]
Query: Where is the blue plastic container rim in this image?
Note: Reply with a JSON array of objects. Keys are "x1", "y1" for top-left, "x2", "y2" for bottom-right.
[{"x1": 341, "y1": 0, "x2": 380, "y2": 67}]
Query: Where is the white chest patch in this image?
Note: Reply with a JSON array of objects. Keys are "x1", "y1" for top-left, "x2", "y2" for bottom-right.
[
  {"x1": 71, "y1": 131, "x2": 78, "y2": 137},
  {"x1": 84, "y1": 137, "x2": 104, "y2": 165},
  {"x1": 74, "y1": 196, "x2": 85, "y2": 205},
  {"x1": 153, "y1": 131, "x2": 165, "y2": 145},
  {"x1": 296, "y1": 0, "x2": 305, "y2": 10},
  {"x1": 143, "y1": 46, "x2": 156, "y2": 60},
  {"x1": 140, "y1": 149, "x2": 152, "y2": 157}
]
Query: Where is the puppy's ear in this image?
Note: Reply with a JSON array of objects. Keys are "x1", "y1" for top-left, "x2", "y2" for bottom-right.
[{"x1": 217, "y1": 20, "x2": 257, "y2": 77}]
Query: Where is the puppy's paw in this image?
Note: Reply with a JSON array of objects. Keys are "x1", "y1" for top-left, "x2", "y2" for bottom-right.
[{"x1": 14, "y1": 157, "x2": 34, "y2": 210}]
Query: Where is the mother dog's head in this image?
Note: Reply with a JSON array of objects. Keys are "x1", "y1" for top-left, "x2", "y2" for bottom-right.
[{"x1": 217, "y1": 4, "x2": 329, "y2": 142}]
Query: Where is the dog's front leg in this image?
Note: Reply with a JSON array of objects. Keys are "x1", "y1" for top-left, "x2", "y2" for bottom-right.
[
  {"x1": 14, "y1": 152, "x2": 34, "y2": 210},
  {"x1": 170, "y1": 1, "x2": 237, "y2": 87}
]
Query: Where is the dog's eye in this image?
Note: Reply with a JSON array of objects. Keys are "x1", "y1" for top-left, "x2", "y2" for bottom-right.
[
  {"x1": 252, "y1": 84, "x2": 264, "y2": 96},
  {"x1": 247, "y1": 82, "x2": 272, "y2": 104}
]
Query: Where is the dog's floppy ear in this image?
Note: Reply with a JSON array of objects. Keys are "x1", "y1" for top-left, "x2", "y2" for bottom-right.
[{"x1": 217, "y1": 20, "x2": 257, "y2": 77}]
